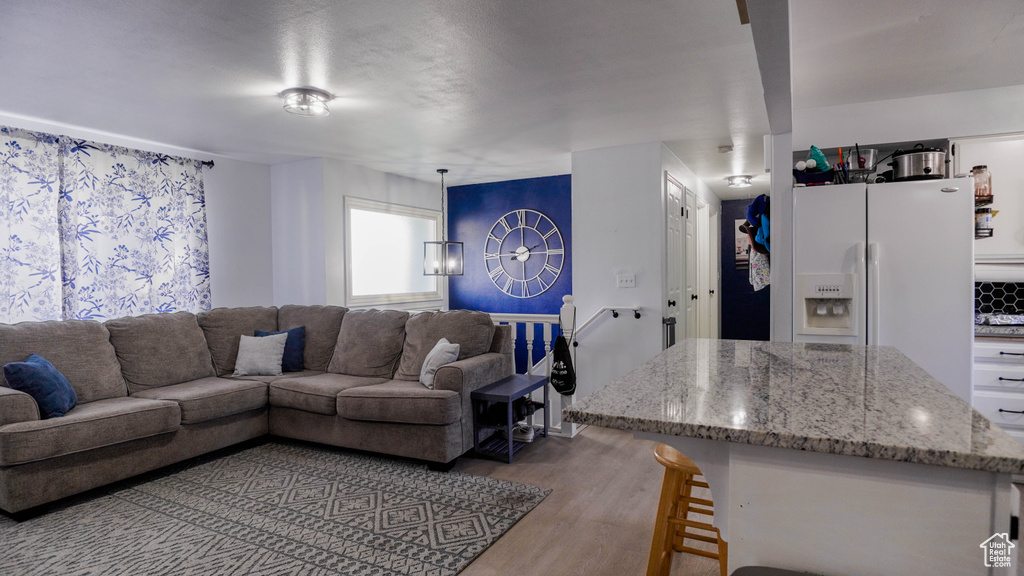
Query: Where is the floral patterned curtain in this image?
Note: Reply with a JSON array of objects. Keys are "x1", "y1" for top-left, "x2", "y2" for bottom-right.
[
  {"x1": 0, "y1": 127, "x2": 63, "y2": 323},
  {"x1": 0, "y1": 125, "x2": 211, "y2": 323}
]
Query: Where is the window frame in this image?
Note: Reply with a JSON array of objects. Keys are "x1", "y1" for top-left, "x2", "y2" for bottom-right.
[{"x1": 343, "y1": 196, "x2": 443, "y2": 307}]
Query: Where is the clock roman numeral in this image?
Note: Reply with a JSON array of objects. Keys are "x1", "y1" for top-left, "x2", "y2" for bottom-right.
[
  {"x1": 484, "y1": 252, "x2": 501, "y2": 260},
  {"x1": 503, "y1": 276, "x2": 514, "y2": 294},
  {"x1": 543, "y1": 263, "x2": 560, "y2": 277},
  {"x1": 515, "y1": 209, "x2": 527, "y2": 227},
  {"x1": 546, "y1": 248, "x2": 563, "y2": 256},
  {"x1": 499, "y1": 216, "x2": 513, "y2": 234},
  {"x1": 537, "y1": 276, "x2": 550, "y2": 291},
  {"x1": 522, "y1": 280, "x2": 530, "y2": 298},
  {"x1": 488, "y1": 266, "x2": 504, "y2": 281},
  {"x1": 542, "y1": 228, "x2": 558, "y2": 239},
  {"x1": 487, "y1": 233, "x2": 503, "y2": 243}
]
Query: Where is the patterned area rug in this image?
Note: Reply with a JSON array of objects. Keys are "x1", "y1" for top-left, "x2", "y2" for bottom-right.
[{"x1": 0, "y1": 442, "x2": 550, "y2": 576}]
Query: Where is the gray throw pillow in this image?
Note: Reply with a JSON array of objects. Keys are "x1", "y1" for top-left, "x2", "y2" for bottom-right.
[
  {"x1": 233, "y1": 333, "x2": 288, "y2": 377},
  {"x1": 419, "y1": 338, "x2": 460, "y2": 389}
]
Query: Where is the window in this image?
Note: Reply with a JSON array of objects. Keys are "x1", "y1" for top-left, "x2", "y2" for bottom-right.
[{"x1": 344, "y1": 197, "x2": 441, "y2": 307}]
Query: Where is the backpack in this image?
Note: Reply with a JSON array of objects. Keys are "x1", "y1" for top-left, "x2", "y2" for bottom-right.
[{"x1": 549, "y1": 334, "x2": 576, "y2": 395}]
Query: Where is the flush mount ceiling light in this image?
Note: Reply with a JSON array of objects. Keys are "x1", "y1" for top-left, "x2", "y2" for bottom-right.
[
  {"x1": 280, "y1": 87, "x2": 333, "y2": 117},
  {"x1": 424, "y1": 169, "x2": 464, "y2": 276},
  {"x1": 727, "y1": 175, "x2": 753, "y2": 188}
]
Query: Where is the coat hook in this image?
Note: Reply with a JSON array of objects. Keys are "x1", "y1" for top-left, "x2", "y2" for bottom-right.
[
  {"x1": 634, "y1": 310, "x2": 641, "y2": 319},
  {"x1": 611, "y1": 310, "x2": 619, "y2": 318}
]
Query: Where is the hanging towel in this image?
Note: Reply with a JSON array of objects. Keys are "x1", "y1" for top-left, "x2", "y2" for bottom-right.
[{"x1": 749, "y1": 250, "x2": 770, "y2": 291}]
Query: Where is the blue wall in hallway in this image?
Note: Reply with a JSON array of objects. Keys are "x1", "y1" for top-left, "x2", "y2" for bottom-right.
[{"x1": 720, "y1": 198, "x2": 770, "y2": 340}]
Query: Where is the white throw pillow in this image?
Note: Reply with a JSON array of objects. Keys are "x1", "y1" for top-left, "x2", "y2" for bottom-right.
[
  {"x1": 233, "y1": 332, "x2": 288, "y2": 377},
  {"x1": 420, "y1": 337, "x2": 460, "y2": 389}
]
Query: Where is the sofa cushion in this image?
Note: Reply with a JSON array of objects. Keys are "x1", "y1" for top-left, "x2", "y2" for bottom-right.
[
  {"x1": 328, "y1": 309, "x2": 409, "y2": 378},
  {"x1": 226, "y1": 370, "x2": 324, "y2": 384},
  {"x1": 3, "y1": 354, "x2": 77, "y2": 419},
  {"x1": 0, "y1": 397, "x2": 180, "y2": 466},
  {"x1": 269, "y1": 373, "x2": 388, "y2": 415},
  {"x1": 255, "y1": 326, "x2": 305, "y2": 372},
  {"x1": 0, "y1": 319, "x2": 126, "y2": 402},
  {"x1": 131, "y1": 377, "x2": 267, "y2": 425},
  {"x1": 105, "y1": 311, "x2": 217, "y2": 393},
  {"x1": 278, "y1": 305, "x2": 347, "y2": 371},
  {"x1": 337, "y1": 380, "x2": 460, "y2": 426},
  {"x1": 395, "y1": 310, "x2": 495, "y2": 381},
  {"x1": 233, "y1": 333, "x2": 287, "y2": 377},
  {"x1": 197, "y1": 307, "x2": 279, "y2": 376}
]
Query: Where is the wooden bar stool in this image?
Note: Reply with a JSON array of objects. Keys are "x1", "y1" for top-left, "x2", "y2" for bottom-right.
[{"x1": 646, "y1": 443, "x2": 727, "y2": 576}]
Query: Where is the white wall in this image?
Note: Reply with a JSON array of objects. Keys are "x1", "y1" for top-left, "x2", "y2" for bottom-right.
[
  {"x1": 793, "y1": 84, "x2": 1024, "y2": 151},
  {"x1": 204, "y1": 158, "x2": 273, "y2": 307},
  {"x1": 269, "y1": 157, "x2": 442, "y2": 308},
  {"x1": 572, "y1": 142, "x2": 720, "y2": 399},
  {"x1": 322, "y1": 159, "x2": 441, "y2": 308},
  {"x1": 270, "y1": 158, "x2": 326, "y2": 305}
]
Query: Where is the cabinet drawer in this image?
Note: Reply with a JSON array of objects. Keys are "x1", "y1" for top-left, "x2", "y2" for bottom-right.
[
  {"x1": 973, "y1": 391, "x2": 1024, "y2": 429},
  {"x1": 974, "y1": 364, "x2": 1024, "y2": 391},
  {"x1": 975, "y1": 340, "x2": 1024, "y2": 362}
]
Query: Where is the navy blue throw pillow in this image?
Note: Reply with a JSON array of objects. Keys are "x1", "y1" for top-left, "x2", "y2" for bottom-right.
[
  {"x1": 254, "y1": 326, "x2": 305, "y2": 372},
  {"x1": 3, "y1": 354, "x2": 78, "y2": 419}
]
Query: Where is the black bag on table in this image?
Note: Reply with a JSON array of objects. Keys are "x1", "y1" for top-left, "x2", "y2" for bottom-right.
[{"x1": 549, "y1": 335, "x2": 576, "y2": 395}]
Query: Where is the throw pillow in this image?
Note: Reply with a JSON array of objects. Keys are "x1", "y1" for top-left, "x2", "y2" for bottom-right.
[
  {"x1": 3, "y1": 354, "x2": 78, "y2": 419},
  {"x1": 233, "y1": 333, "x2": 288, "y2": 377},
  {"x1": 254, "y1": 326, "x2": 306, "y2": 372},
  {"x1": 419, "y1": 338, "x2": 460, "y2": 389}
]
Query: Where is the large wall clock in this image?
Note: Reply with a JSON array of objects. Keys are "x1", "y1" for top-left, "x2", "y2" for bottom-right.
[{"x1": 484, "y1": 209, "x2": 564, "y2": 299}]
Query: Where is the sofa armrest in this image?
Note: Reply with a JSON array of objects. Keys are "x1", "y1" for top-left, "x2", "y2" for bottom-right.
[
  {"x1": 0, "y1": 387, "x2": 40, "y2": 426},
  {"x1": 433, "y1": 352, "x2": 513, "y2": 397}
]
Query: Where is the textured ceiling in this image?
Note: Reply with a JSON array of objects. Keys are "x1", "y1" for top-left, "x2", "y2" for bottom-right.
[
  {"x1": 791, "y1": 0, "x2": 1024, "y2": 110},
  {"x1": 0, "y1": 0, "x2": 770, "y2": 199}
]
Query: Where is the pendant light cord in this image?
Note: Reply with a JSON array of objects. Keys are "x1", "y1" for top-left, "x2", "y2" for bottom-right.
[{"x1": 438, "y1": 168, "x2": 448, "y2": 242}]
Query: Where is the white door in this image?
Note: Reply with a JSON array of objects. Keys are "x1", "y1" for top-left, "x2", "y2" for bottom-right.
[
  {"x1": 708, "y1": 208, "x2": 720, "y2": 338},
  {"x1": 685, "y1": 188, "x2": 698, "y2": 339},
  {"x1": 665, "y1": 173, "x2": 684, "y2": 348},
  {"x1": 866, "y1": 178, "x2": 974, "y2": 402},
  {"x1": 696, "y1": 197, "x2": 710, "y2": 337}
]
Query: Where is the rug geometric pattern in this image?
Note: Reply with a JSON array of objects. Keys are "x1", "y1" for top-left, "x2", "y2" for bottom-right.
[{"x1": 0, "y1": 442, "x2": 550, "y2": 576}]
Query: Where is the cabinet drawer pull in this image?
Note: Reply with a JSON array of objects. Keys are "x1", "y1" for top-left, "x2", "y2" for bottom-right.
[
  {"x1": 999, "y1": 377, "x2": 1024, "y2": 382},
  {"x1": 1000, "y1": 351, "x2": 1024, "y2": 356},
  {"x1": 999, "y1": 408, "x2": 1024, "y2": 414}
]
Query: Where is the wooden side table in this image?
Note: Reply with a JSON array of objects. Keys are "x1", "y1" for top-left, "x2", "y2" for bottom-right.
[{"x1": 471, "y1": 374, "x2": 548, "y2": 463}]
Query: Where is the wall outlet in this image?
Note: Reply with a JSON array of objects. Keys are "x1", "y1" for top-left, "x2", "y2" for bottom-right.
[{"x1": 616, "y1": 274, "x2": 636, "y2": 288}]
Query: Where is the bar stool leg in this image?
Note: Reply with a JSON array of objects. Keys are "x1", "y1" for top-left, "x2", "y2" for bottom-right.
[{"x1": 646, "y1": 466, "x2": 683, "y2": 576}]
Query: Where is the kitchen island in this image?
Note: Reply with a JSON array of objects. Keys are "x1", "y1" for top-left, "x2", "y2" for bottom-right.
[{"x1": 563, "y1": 339, "x2": 1024, "y2": 575}]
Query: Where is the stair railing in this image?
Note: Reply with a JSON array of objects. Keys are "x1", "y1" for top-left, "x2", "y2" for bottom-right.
[{"x1": 489, "y1": 295, "x2": 642, "y2": 438}]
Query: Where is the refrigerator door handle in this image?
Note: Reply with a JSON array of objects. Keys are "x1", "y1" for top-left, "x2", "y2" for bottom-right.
[{"x1": 868, "y1": 242, "x2": 880, "y2": 345}]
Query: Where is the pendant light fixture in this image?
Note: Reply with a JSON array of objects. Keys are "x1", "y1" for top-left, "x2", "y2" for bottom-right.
[{"x1": 423, "y1": 168, "x2": 464, "y2": 276}]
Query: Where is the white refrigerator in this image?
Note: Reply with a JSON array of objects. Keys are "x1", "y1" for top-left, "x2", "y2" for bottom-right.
[{"x1": 792, "y1": 178, "x2": 974, "y2": 402}]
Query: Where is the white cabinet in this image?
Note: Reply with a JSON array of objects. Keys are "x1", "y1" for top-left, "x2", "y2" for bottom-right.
[{"x1": 973, "y1": 337, "x2": 1024, "y2": 443}]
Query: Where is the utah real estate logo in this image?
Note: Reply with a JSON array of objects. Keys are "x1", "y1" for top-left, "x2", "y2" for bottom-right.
[{"x1": 980, "y1": 533, "x2": 1015, "y2": 569}]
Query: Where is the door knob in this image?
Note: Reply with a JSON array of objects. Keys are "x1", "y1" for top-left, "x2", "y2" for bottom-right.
[
  {"x1": 668, "y1": 300, "x2": 676, "y2": 307},
  {"x1": 709, "y1": 289, "x2": 715, "y2": 295},
  {"x1": 691, "y1": 294, "x2": 698, "y2": 300}
]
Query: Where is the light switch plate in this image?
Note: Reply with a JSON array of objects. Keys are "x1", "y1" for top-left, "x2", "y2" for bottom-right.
[{"x1": 616, "y1": 274, "x2": 636, "y2": 288}]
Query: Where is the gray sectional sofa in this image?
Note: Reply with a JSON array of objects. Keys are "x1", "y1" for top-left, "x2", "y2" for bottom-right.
[{"x1": 0, "y1": 305, "x2": 513, "y2": 514}]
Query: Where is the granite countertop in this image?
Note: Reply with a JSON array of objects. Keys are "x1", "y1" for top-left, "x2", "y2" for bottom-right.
[
  {"x1": 976, "y1": 325, "x2": 1024, "y2": 338},
  {"x1": 563, "y1": 339, "x2": 1024, "y2": 474}
]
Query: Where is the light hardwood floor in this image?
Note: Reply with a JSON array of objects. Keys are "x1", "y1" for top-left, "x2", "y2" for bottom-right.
[{"x1": 456, "y1": 426, "x2": 722, "y2": 576}]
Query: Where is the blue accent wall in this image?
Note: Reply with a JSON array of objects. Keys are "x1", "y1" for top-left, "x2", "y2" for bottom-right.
[
  {"x1": 448, "y1": 175, "x2": 572, "y2": 371},
  {"x1": 720, "y1": 199, "x2": 770, "y2": 340}
]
